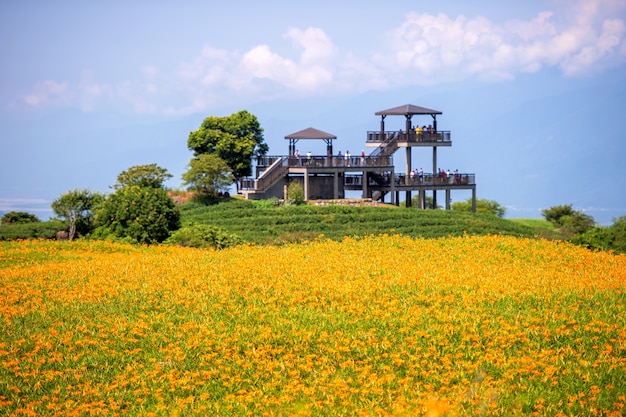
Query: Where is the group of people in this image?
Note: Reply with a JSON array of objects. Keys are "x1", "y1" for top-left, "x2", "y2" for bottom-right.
[
  {"x1": 409, "y1": 167, "x2": 424, "y2": 179},
  {"x1": 292, "y1": 149, "x2": 368, "y2": 167},
  {"x1": 408, "y1": 168, "x2": 462, "y2": 183},
  {"x1": 414, "y1": 125, "x2": 435, "y2": 135}
]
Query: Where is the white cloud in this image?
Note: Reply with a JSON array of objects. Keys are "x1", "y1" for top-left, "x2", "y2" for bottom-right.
[
  {"x1": 386, "y1": 0, "x2": 626, "y2": 82},
  {"x1": 23, "y1": 80, "x2": 72, "y2": 107},
  {"x1": 0, "y1": 198, "x2": 51, "y2": 214},
  {"x1": 19, "y1": 0, "x2": 626, "y2": 115}
]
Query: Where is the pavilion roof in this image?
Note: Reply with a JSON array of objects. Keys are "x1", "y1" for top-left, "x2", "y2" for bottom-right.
[
  {"x1": 375, "y1": 104, "x2": 442, "y2": 116},
  {"x1": 284, "y1": 127, "x2": 337, "y2": 140}
]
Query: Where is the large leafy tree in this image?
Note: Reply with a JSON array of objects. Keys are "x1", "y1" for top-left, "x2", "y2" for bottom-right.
[
  {"x1": 182, "y1": 154, "x2": 234, "y2": 197},
  {"x1": 96, "y1": 185, "x2": 180, "y2": 244},
  {"x1": 114, "y1": 163, "x2": 172, "y2": 189},
  {"x1": 51, "y1": 189, "x2": 103, "y2": 240},
  {"x1": 451, "y1": 198, "x2": 506, "y2": 217},
  {"x1": 1, "y1": 211, "x2": 40, "y2": 225},
  {"x1": 542, "y1": 204, "x2": 595, "y2": 237},
  {"x1": 187, "y1": 110, "x2": 268, "y2": 189},
  {"x1": 95, "y1": 164, "x2": 180, "y2": 244}
]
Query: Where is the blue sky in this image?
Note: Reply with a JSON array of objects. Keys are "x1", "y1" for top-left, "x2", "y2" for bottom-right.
[{"x1": 1, "y1": 0, "x2": 625, "y2": 225}]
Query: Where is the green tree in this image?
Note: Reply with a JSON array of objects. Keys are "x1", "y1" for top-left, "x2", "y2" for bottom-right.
[
  {"x1": 165, "y1": 223, "x2": 243, "y2": 249},
  {"x1": 451, "y1": 198, "x2": 506, "y2": 217},
  {"x1": 409, "y1": 194, "x2": 440, "y2": 209},
  {"x1": 114, "y1": 163, "x2": 172, "y2": 189},
  {"x1": 51, "y1": 189, "x2": 103, "y2": 240},
  {"x1": 542, "y1": 204, "x2": 595, "y2": 237},
  {"x1": 542, "y1": 204, "x2": 576, "y2": 225},
  {"x1": 182, "y1": 154, "x2": 234, "y2": 198},
  {"x1": 187, "y1": 110, "x2": 268, "y2": 190},
  {"x1": 287, "y1": 181, "x2": 305, "y2": 205},
  {"x1": 1, "y1": 211, "x2": 40, "y2": 225},
  {"x1": 96, "y1": 185, "x2": 180, "y2": 244},
  {"x1": 572, "y1": 216, "x2": 626, "y2": 254}
]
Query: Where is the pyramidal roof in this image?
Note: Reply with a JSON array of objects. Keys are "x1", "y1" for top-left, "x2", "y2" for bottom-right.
[
  {"x1": 284, "y1": 127, "x2": 337, "y2": 140},
  {"x1": 375, "y1": 104, "x2": 442, "y2": 116}
]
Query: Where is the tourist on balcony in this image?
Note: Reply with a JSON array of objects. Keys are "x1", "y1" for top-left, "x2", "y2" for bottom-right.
[{"x1": 415, "y1": 125, "x2": 423, "y2": 141}]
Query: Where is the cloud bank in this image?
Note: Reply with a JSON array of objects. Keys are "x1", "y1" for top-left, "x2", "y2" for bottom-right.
[{"x1": 21, "y1": 0, "x2": 626, "y2": 115}]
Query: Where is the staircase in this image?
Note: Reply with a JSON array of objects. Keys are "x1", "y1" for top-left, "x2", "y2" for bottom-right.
[{"x1": 369, "y1": 133, "x2": 399, "y2": 158}]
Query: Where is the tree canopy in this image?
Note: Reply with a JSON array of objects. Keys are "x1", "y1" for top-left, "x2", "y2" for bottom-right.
[
  {"x1": 1, "y1": 211, "x2": 40, "y2": 225},
  {"x1": 51, "y1": 189, "x2": 103, "y2": 240},
  {"x1": 542, "y1": 204, "x2": 595, "y2": 237},
  {"x1": 182, "y1": 154, "x2": 234, "y2": 197},
  {"x1": 451, "y1": 198, "x2": 506, "y2": 217},
  {"x1": 114, "y1": 163, "x2": 172, "y2": 189},
  {"x1": 95, "y1": 164, "x2": 180, "y2": 244},
  {"x1": 187, "y1": 110, "x2": 268, "y2": 184}
]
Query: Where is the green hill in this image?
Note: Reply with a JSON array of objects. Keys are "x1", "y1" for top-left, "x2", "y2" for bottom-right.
[{"x1": 179, "y1": 198, "x2": 558, "y2": 245}]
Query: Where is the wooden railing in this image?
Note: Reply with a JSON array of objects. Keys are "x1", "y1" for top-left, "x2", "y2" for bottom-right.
[
  {"x1": 345, "y1": 173, "x2": 475, "y2": 187},
  {"x1": 367, "y1": 130, "x2": 451, "y2": 144}
]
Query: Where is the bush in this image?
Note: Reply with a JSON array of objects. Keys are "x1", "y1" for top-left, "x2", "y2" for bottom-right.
[
  {"x1": 0, "y1": 220, "x2": 67, "y2": 240},
  {"x1": 451, "y1": 198, "x2": 506, "y2": 217},
  {"x1": 96, "y1": 185, "x2": 181, "y2": 244},
  {"x1": 164, "y1": 223, "x2": 243, "y2": 249},
  {"x1": 1, "y1": 211, "x2": 40, "y2": 225},
  {"x1": 572, "y1": 216, "x2": 626, "y2": 254},
  {"x1": 287, "y1": 181, "x2": 305, "y2": 205}
]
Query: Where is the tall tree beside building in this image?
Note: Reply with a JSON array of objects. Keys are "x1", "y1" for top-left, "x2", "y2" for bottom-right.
[{"x1": 187, "y1": 110, "x2": 268, "y2": 191}]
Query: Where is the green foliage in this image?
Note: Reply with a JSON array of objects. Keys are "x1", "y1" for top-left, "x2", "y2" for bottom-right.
[
  {"x1": 96, "y1": 185, "x2": 181, "y2": 244},
  {"x1": 179, "y1": 198, "x2": 540, "y2": 245},
  {"x1": 1, "y1": 211, "x2": 40, "y2": 224},
  {"x1": 541, "y1": 204, "x2": 575, "y2": 225},
  {"x1": 114, "y1": 163, "x2": 172, "y2": 189},
  {"x1": 51, "y1": 189, "x2": 104, "y2": 240},
  {"x1": 164, "y1": 223, "x2": 243, "y2": 249},
  {"x1": 95, "y1": 165, "x2": 180, "y2": 244},
  {"x1": 572, "y1": 216, "x2": 626, "y2": 254},
  {"x1": 451, "y1": 198, "x2": 506, "y2": 217},
  {"x1": 0, "y1": 219, "x2": 66, "y2": 240},
  {"x1": 542, "y1": 204, "x2": 594, "y2": 237},
  {"x1": 409, "y1": 194, "x2": 440, "y2": 209},
  {"x1": 286, "y1": 181, "x2": 305, "y2": 205},
  {"x1": 182, "y1": 154, "x2": 234, "y2": 197},
  {"x1": 187, "y1": 110, "x2": 268, "y2": 181}
]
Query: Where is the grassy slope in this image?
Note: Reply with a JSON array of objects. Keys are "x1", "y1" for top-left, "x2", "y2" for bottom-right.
[{"x1": 180, "y1": 198, "x2": 558, "y2": 245}]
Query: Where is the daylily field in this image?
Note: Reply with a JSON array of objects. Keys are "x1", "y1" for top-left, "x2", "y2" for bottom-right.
[{"x1": 1, "y1": 235, "x2": 625, "y2": 416}]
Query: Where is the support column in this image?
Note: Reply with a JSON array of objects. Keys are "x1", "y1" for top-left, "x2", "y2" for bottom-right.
[
  {"x1": 419, "y1": 190, "x2": 425, "y2": 209},
  {"x1": 390, "y1": 169, "x2": 396, "y2": 205},
  {"x1": 362, "y1": 171, "x2": 368, "y2": 199},
  {"x1": 471, "y1": 186, "x2": 477, "y2": 213},
  {"x1": 432, "y1": 147, "x2": 438, "y2": 209},
  {"x1": 303, "y1": 171, "x2": 309, "y2": 201},
  {"x1": 445, "y1": 189, "x2": 451, "y2": 210},
  {"x1": 405, "y1": 147, "x2": 412, "y2": 207},
  {"x1": 333, "y1": 172, "x2": 339, "y2": 199}
]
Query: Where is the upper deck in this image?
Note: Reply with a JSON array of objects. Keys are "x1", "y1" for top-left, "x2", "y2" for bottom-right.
[{"x1": 366, "y1": 130, "x2": 452, "y2": 147}]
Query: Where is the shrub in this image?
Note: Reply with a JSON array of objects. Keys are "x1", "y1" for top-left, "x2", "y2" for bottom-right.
[
  {"x1": 164, "y1": 223, "x2": 243, "y2": 249},
  {"x1": 96, "y1": 185, "x2": 180, "y2": 244},
  {"x1": 1, "y1": 211, "x2": 40, "y2": 224},
  {"x1": 287, "y1": 181, "x2": 305, "y2": 205},
  {"x1": 0, "y1": 220, "x2": 67, "y2": 240}
]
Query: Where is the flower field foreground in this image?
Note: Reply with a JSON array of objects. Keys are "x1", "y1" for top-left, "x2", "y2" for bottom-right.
[{"x1": 1, "y1": 236, "x2": 625, "y2": 416}]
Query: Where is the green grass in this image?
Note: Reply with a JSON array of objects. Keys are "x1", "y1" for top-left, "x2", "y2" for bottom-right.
[{"x1": 179, "y1": 198, "x2": 558, "y2": 245}]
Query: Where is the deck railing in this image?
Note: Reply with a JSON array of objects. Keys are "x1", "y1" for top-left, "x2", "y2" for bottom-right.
[
  {"x1": 240, "y1": 155, "x2": 395, "y2": 191},
  {"x1": 255, "y1": 155, "x2": 393, "y2": 169},
  {"x1": 366, "y1": 130, "x2": 451, "y2": 144},
  {"x1": 344, "y1": 172, "x2": 475, "y2": 187}
]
